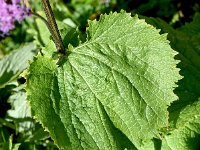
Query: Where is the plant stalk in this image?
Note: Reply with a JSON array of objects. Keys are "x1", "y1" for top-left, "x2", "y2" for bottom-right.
[{"x1": 41, "y1": 0, "x2": 65, "y2": 55}]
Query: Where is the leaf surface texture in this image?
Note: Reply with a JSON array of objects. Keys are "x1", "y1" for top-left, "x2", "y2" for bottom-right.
[{"x1": 26, "y1": 12, "x2": 181, "y2": 149}]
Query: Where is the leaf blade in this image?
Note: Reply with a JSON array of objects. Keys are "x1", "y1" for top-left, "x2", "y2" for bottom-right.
[{"x1": 26, "y1": 12, "x2": 181, "y2": 149}]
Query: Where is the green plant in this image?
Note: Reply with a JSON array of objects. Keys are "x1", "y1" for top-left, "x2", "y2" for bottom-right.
[{"x1": 0, "y1": 0, "x2": 200, "y2": 150}]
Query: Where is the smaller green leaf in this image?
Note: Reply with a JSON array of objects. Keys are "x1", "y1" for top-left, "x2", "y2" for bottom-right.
[
  {"x1": 7, "y1": 85, "x2": 33, "y2": 135},
  {"x1": 0, "y1": 43, "x2": 36, "y2": 88},
  {"x1": 162, "y1": 99, "x2": 200, "y2": 150},
  {"x1": 173, "y1": 98, "x2": 200, "y2": 129},
  {"x1": 42, "y1": 27, "x2": 80, "y2": 57},
  {"x1": 61, "y1": 28, "x2": 80, "y2": 48},
  {"x1": 29, "y1": 12, "x2": 78, "y2": 48},
  {"x1": 28, "y1": 13, "x2": 51, "y2": 46},
  {"x1": 8, "y1": 85, "x2": 31, "y2": 119}
]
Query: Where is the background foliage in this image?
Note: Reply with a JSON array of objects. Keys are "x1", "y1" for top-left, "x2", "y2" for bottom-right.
[{"x1": 0, "y1": 0, "x2": 199, "y2": 149}]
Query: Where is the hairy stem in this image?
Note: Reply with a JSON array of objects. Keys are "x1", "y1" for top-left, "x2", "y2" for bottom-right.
[{"x1": 41, "y1": 0, "x2": 65, "y2": 55}]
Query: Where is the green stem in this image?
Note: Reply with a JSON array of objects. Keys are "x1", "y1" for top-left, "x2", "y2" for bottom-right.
[{"x1": 41, "y1": 0, "x2": 65, "y2": 55}]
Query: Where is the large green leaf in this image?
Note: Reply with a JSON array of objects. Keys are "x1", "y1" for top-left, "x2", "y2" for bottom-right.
[{"x1": 26, "y1": 12, "x2": 181, "y2": 149}]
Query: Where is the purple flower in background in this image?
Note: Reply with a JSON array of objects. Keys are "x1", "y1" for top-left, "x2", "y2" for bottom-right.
[{"x1": 0, "y1": 0, "x2": 31, "y2": 36}]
